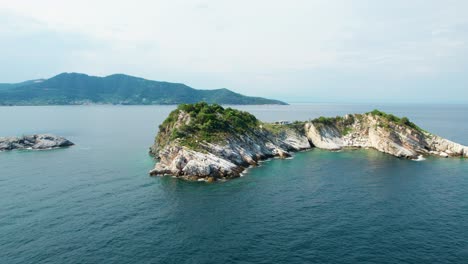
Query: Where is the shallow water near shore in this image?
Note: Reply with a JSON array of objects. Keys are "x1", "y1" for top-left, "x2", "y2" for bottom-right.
[{"x1": 1, "y1": 104, "x2": 467, "y2": 264}]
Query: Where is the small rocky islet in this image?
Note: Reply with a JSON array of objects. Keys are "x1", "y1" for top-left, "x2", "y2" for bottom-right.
[
  {"x1": 149, "y1": 103, "x2": 468, "y2": 182},
  {"x1": 0, "y1": 134, "x2": 74, "y2": 151}
]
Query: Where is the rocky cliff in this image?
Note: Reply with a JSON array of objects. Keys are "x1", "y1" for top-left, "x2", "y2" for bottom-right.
[
  {"x1": 0, "y1": 134, "x2": 74, "y2": 151},
  {"x1": 150, "y1": 104, "x2": 467, "y2": 181},
  {"x1": 304, "y1": 111, "x2": 468, "y2": 159}
]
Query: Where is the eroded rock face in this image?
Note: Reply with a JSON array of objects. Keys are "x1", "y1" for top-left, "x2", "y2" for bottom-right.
[
  {"x1": 304, "y1": 114, "x2": 468, "y2": 159},
  {"x1": 150, "y1": 127, "x2": 311, "y2": 181},
  {"x1": 427, "y1": 136, "x2": 468, "y2": 158},
  {"x1": 0, "y1": 134, "x2": 74, "y2": 151},
  {"x1": 150, "y1": 110, "x2": 467, "y2": 181},
  {"x1": 150, "y1": 146, "x2": 242, "y2": 180}
]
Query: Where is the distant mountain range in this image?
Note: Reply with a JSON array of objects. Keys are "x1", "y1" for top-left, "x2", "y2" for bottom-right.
[{"x1": 0, "y1": 73, "x2": 286, "y2": 105}]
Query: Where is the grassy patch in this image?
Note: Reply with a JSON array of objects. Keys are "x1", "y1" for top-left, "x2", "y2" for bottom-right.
[
  {"x1": 367, "y1": 109, "x2": 425, "y2": 132},
  {"x1": 261, "y1": 121, "x2": 306, "y2": 135},
  {"x1": 311, "y1": 115, "x2": 355, "y2": 136},
  {"x1": 157, "y1": 102, "x2": 259, "y2": 148},
  {"x1": 342, "y1": 127, "x2": 353, "y2": 136}
]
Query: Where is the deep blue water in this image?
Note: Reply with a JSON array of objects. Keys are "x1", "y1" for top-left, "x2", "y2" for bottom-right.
[{"x1": 0, "y1": 104, "x2": 467, "y2": 264}]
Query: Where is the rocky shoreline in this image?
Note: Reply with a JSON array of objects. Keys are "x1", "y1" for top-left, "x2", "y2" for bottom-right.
[
  {"x1": 0, "y1": 134, "x2": 74, "y2": 151},
  {"x1": 149, "y1": 104, "x2": 467, "y2": 182}
]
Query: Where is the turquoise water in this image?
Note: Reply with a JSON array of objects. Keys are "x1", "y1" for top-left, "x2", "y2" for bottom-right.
[{"x1": 0, "y1": 104, "x2": 467, "y2": 264}]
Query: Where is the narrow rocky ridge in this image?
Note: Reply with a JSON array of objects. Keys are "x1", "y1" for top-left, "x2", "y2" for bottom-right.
[{"x1": 150, "y1": 104, "x2": 467, "y2": 181}]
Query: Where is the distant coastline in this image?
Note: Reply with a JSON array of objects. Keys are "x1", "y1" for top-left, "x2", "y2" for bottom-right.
[{"x1": 0, "y1": 72, "x2": 287, "y2": 106}]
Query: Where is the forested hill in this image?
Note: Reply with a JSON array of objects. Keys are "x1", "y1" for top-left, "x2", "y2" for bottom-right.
[{"x1": 0, "y1": 73, "x2": 286, "y2": 105}]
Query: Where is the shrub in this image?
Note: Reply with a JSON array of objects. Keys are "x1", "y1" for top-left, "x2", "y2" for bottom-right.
[
  {"x1": 159, "y1": 102, "x2": 260, "y2": 144},
  {"x1": 399, "y1": 117, "x2": 410, "y2": 126},
  {"x1": 368, "y1": 109, "x2": 424, "y2": 132},
  {"x1": 313, "y1": 116, "x2": 335, "y2": 125}
]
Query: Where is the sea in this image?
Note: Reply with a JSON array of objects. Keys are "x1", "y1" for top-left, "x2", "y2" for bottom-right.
[{"x1": 0, "y1": 104, "x2": 467, "y2": 264}]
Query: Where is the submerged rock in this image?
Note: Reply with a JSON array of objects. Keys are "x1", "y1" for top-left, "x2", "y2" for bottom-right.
[
  {"x1": 150, "y1": 104, "x2": 467, "y2": 181},
  {"x1": 0, "y1": 134, "x2": 74, "y2": 151}
]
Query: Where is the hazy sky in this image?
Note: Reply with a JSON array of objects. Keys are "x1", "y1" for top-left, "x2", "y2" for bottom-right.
[{"x1": 1, "y1": 0, "x2": 467, "y2": 103}]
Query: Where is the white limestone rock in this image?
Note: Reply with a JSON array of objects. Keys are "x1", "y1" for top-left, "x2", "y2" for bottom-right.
[
  {"x1": 150, "y1": 125, "x2": 312, "y2": 180},
  {"x1": 304, "y1": 113, "x2": 467, "y2": 160},
  {"x1": 151, "y1": 110, "x2": 467, "y2": 181},
  {"x1": 0, "y1": 134, "x2": 74, "y2": 151}
]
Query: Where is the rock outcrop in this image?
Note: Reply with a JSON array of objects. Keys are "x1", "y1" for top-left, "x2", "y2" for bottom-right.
[
  {"x1": 150, "y1": 111, "x2": 310, "y2": 180},
  {"x1": 0, "y1": 134, "x2": 74, "y2": 151},
  {"x1": 150, "y1": 104, "x2": 467, "y2": 181},
  {"x1": 304, "y1": 113, "x2": 468, "y2": 159},
  {"x1": 305, "y1": 113, "x2": 468, "y2": 159}
]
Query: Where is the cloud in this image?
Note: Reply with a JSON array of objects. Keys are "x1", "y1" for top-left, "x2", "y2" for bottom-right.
[{"x1": 0, "y1": 0, "x2": 467, "y2": 102}]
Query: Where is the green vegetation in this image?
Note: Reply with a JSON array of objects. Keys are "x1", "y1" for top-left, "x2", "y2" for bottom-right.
[
  {"x1": 259, "y1": 123, "x2": 284, "y2": 134},
  {"x1": 288, "y1": 121, "x2": 307, "y2": 133},
  {"x1": 154, "y1": 104, "x2": 430, "y2": 153},
  {"x1": 157, "y1": 102, "x2": 260, "y2": 148},
  {"x1": 0, "y1": 73, "x2": 287, "y2": 106},
  {"x1": 312, "y1": 115, "x2": 355, "y2": 136},
  {"x1": 367, "y1": 109, "x2": 424, "y2": 132},
  {"x1": 313, "y1": 116, "x2": 338, "y2": 125},
  {"x1": 312, "y1": 115, "x2": 355, "y2": 126},
  {"x1": 261, "y1": 121, "x2": 305, "y2": 135},
  {"x1": 342, "y1": 127, "x2": 353, "y2": 136}
]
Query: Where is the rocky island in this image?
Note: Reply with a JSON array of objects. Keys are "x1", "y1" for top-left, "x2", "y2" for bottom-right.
[
  {"x1": 0, "y1": 134, "x2": 74, "y2": 151},
  {"x1": 150, "y1": 103, "x2": 467, "y2": 181}
]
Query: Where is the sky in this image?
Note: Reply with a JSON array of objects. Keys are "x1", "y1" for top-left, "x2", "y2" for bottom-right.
[{"x1": 1, "y1": 0, "x2": 467, "y2": 103}]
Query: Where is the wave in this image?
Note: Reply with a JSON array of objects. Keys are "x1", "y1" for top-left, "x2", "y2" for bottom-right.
[{"x1": 413, "y1": 155, "x2": 426, "y2": 161}]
